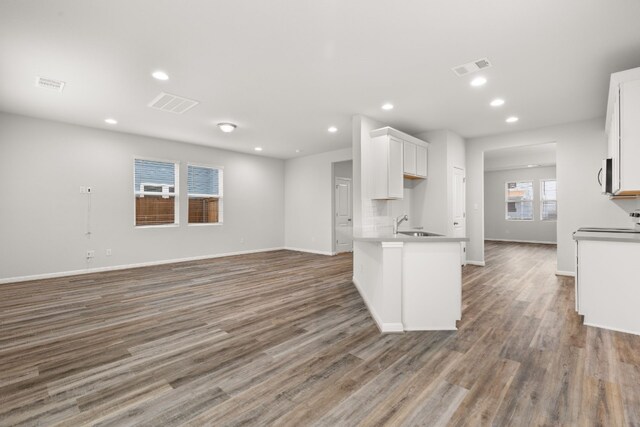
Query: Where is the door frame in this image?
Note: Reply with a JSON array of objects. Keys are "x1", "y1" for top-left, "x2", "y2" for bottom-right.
[
  {"x1": 452, "y1": 166, "x2": 466, "y2": 265},
  {"x1": 333, "y1": 176, "x2": 353, "y2": 254},
  {"x1": 331, "y1": 161, "x2": 353, "y2": 255}
]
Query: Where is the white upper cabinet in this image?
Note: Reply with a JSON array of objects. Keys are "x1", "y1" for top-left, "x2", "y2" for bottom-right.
[
  {"x1": 369, "y1": 127, "x2": 429, "y2": 199},
  {"x1": 403, "y1": 141, "x2": 417, "y2": 176},
  {"x1": 606, "y1": 67, "x2": 640, "y2": 196},
  {"x1": 402, "y1": 140, "x2": 428, "y2": 179}
]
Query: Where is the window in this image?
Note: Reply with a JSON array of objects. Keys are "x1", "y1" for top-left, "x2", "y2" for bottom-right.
[
  {"x1": 506, "y1": 181, "x2": 533, "y2": 221},
  {"x1": 188, "y1": 165, "x2": 223, "y2": 224},
  {"x1": 134, "y1": 159, "x2": 179, "y2": 226},
  {"x1": 541, "y1": 179, "x2": 557, "y2": 221}
]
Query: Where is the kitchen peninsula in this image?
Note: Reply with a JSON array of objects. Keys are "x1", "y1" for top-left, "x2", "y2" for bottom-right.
[{"x1": 353, "y1": 231, "x2": 468, "y2": 333}]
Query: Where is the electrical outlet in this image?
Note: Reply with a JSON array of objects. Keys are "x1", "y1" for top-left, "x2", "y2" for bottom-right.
[
  {"x1": 240, "y1": 237, "x2": 245, "y2": 244},
  {"x1": 80, "y1": 186, "x2": 86, "y2": 194},
  {"x1": 86, "y1": 250, "x2": 95, "y2": 258},
  {"x1": 105, "y1": 249, "x2": 112, "y2": 256},
  {"x1": 86, "y1": 186, "x2": 92, "y2": 193}
]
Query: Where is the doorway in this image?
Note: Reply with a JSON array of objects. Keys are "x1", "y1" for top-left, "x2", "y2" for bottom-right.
[{"x1": 332, "y1": 160, "x2": 353, "y2": 254}]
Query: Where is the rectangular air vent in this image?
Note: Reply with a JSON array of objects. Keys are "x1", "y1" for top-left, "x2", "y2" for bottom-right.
[
  {"x1": 451, "y1": 57, "x2": 492, "y2": 77},
  {"x1": 148, "y1": 92, "x2": 199, "y2": 114},
  {"x1": 35, "y1": 76, "x2": 65, "y2": 92}
]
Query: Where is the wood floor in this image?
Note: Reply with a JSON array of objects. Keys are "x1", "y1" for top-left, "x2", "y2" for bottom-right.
[{"x1": 1, "y1": 242, "x2": 639, "y2": 426}]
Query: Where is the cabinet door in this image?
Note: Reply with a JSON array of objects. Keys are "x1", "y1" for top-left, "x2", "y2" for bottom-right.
[
  {"x1": 620, "y1": 80, "x2": 640, "y2": 192},
  {"x1": 416, "y1": 145, "x2": 428, "y2": 177},
  {"x1": 388, "y1": 137, "x2": 404, "y2": 198},
  {"x1": 403, "y1": 141, "x2": 417, "y2": 176}
]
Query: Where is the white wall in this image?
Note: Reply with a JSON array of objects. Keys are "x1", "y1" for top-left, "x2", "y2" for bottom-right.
[
  {"x1": 466, "y1": 118, "x2": 639, "y2": 273},
  {"x1": 284, "y1": 147, "x2": 352, "y2": 254},
  {"x1": 484, "y1": 166, "x2": 557, "y2": 243},
  {"x1": 0, "y1": 113, "x2": 285, "y2": 282},
  {"x1": 412, "y1": 130, "x2": 466, "y2": 236}
]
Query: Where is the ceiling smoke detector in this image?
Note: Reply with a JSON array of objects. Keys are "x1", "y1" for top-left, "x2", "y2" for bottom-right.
[
  {"x1": 35, "y1": 76, "x2": 66, "y2": 92},
  {"x1": 451, "y1": 57, "x2": 492, "y2": 77},
  {"x1": 148, "y1": 92, "x2": 199, "y2": 114}
]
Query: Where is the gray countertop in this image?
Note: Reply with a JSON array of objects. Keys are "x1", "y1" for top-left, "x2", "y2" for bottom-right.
[
  {"x1": 573, "y1": 230, "x2": 640, "y2": 243},
  {"x1": 354, "y1": 230, "x2": 468, "y2": 243}
]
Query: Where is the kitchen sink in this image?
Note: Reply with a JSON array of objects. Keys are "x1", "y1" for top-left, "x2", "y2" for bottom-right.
[{"x1": 398, "y1": 231, "x2": 443, "y2": 237}]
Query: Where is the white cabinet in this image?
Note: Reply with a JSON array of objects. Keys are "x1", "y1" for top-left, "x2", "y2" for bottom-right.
[
  {"x1": 606, "y1": 67, "x2": 640, "y2": 196},
  {"x1": 403, "y1": 141, "x2": 417, "y2": 176},
  {"x1": 370, "y1": 134, "x2": 404, "y2": 199},
  {"x1": 575, "y1": 238, "x2": 640, "y2": 335},
  {"x1": 402, "y1": 141, "x2": 428, "y2": 179},
  {"x1": 370, "y1": 127, "x2": 430, "y2": 199}
]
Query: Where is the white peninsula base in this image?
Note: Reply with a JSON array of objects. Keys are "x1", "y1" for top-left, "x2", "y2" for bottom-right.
[{"x1": 353, "y1": 236, "x2": 464, "y2": 333}]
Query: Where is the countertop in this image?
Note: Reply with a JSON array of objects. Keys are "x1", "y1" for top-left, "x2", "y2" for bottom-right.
[
  {"x1": 354, "y1": 230, "x2": 468, "y2": 243},
  {"x1": 573, "y1": 230, "x2": 640, "y2": 243}
]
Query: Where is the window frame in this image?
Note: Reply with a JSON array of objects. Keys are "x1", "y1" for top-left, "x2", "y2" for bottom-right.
[
  {"x1": 505, "y1": 180, "x2": 534, "y2": 221},
  {"x1": 187, "y1": 163, "x2": 224, "y2": 226},
  {"x1": 133, "y1": 156, "x2": 180, "y2": 228},
  {"x1": 540, "y1": 178, "x2": 557, "y2": 222}
]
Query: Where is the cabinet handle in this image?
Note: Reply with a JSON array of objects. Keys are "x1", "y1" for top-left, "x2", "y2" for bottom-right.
[{"x1": 597, "y1": 167, "x2": 603, "y2": 186}]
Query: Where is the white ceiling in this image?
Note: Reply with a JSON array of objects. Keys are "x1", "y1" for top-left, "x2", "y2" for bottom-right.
[
  {"x1": 1, "y1": 0, "x2": 640, "y2": 159},
  {"x1": 485, "y1": 143, "x2": 556, "y2": 171}
]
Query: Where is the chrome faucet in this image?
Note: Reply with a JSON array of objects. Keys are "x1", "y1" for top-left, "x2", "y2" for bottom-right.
[{"x1": 393, "y1": 214, "x2": 408, "y2": 235}]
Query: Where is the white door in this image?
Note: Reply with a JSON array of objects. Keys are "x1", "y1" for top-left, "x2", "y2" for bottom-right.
[
  {"x1": 452, "y1": 167, "x2": 466, "y2": 264},
  {"x1": 335, "y1": 177, "x2": 353, "y2": 253}
]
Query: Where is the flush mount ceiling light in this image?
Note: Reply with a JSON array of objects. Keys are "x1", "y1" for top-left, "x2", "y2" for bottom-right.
[
  {"x1": 217, "y1": 123, "x2": 237, "y2": 133},
  {"x1": 505, "y1": 116, "x2": 519, "y2": 123},
  {"x1": 295, "y1": 149, "x2": 301, "y2": 153},
  {"x1": 152, "y1": 70, "x2": 169, "y2": 81},
  {"x1": 328, "y1": 126, "x2": 338, "y2": 133},
  {"x1": 104, "y1": 118, "x2": 118, "y2": 125},
  {"x1": 254, "y1": 147, "x2": 263, "y2": 152},
  {"x1": 470, "y1": 76, "x2": 487, "y2": 87},
  {"x1": 381, "y1": 103, "x2": 394, "y2": 111},
  {"x1": 490, "y1": 98, "x2": 505, "y2": 107}
]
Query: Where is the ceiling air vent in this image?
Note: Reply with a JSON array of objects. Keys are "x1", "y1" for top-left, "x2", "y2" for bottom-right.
[
  {"x1": 35, "y1": 76, "x2": 66, "y2": 92},
  {"x1": 148, "y1": 92, "x2": 199, "y2": 114},
  {"x1": 451, "y1": 57, "x2": 492, "y2": 77}
]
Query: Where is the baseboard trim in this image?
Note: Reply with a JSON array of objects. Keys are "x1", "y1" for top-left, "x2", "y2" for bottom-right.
[
  {"x1": 352, "y1": 276, "x2": 404, "y2": 333},
  {"x1": 466, "y1": 260, "x2": 486, "y2": 267},
  {"x1": 0, "y1": 247, "x2": 285, "y2": 285},
  {"x1": 404, "y1": 326, "x2": 457, "y2": 331},
  {"x1": 283, "y1": 247, "x2": 334, "y2": 256},
  {"x1": 486, "y1": 238, "x2": 557, "y2": 245},
  {"x1": 555, "y1": 270, "x2": 576, "y2": 277},
  {"x1": 583, "y1": 321, "x2": 639, "y2": 336}
]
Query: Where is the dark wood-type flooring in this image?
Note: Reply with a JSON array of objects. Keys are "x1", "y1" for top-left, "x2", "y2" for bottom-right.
[{"x1": 1, "y1": 242, "x2": 639, "y2": 426}]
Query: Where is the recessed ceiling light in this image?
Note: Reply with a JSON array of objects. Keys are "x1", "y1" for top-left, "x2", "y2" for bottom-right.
[
  {"x1": 527, "y1": 164, "x2": 539, "y2": 168},
  {"x1": 152, "y1": 70, "x2": 169, "y2": 81},
  {"x1": 217, "y1": 123, "x2": 237, "y2": 133},
  {"x1": 505, "y1": 116, "x2": 519, "y2": 123},
  {"x1": 381, "y1": 103, "x2": 394, "y2": 110},
  {"x1": 490, "y1": 98, "x2": 505, "y2": 107},
  {"x1": 104, "y1": 118, "x2": 117, "y2": 125},
  {"x1": 295, "y1": 149, "x2": 301, "y2": 153},
  {"x1": 328, "y1": 126, "x2": 338, "y2": 133},
  {"x1": 470, "y1": 77, "x2": 487, "y2": 87},
  {"x1": 254, "y1": 147, "x2": 263, "y2": 152}
]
